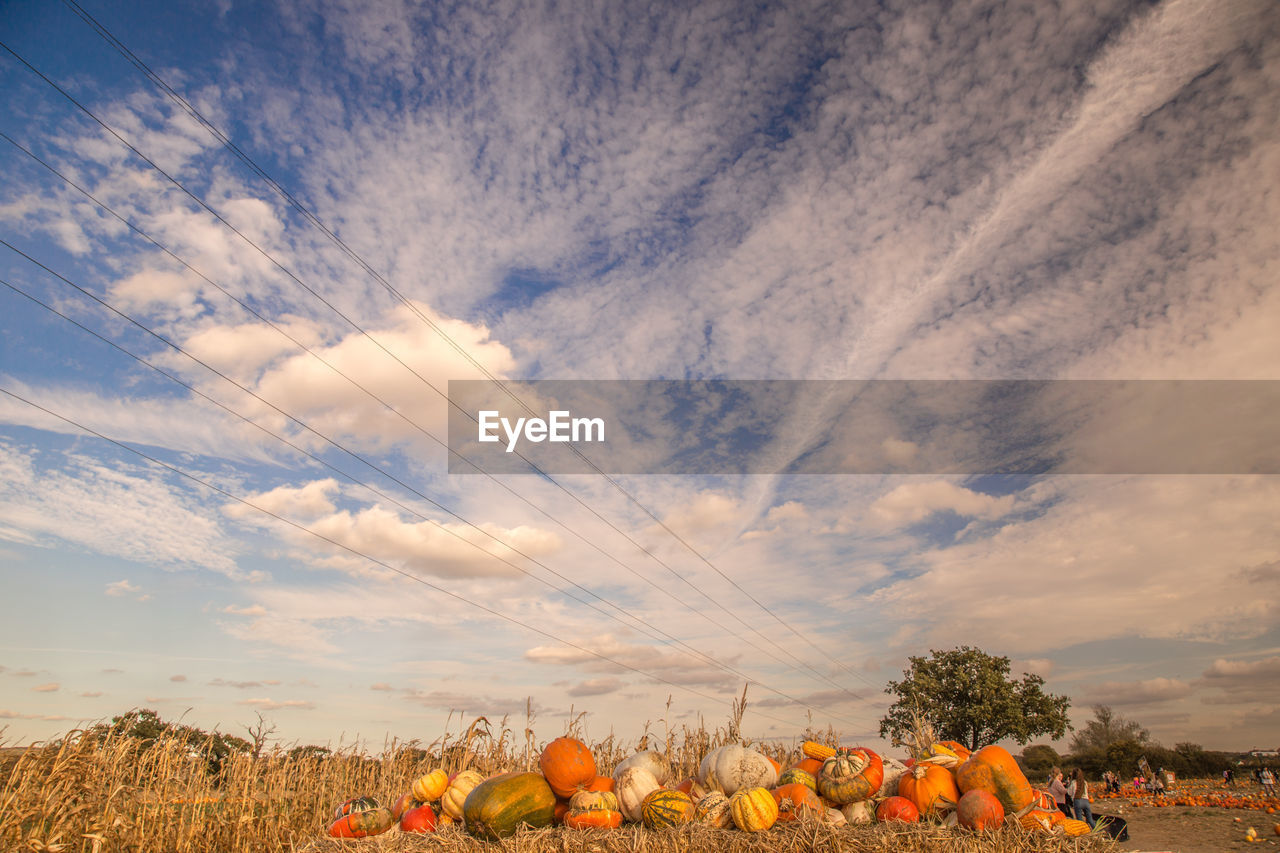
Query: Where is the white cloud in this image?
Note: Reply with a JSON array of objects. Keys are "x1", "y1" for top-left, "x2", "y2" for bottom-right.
[
  {"x1": 238, "y1": 698, "x2": 315, "y2": 711},
  {"x1": 1085, "y1": 677, "x2": 1193, "y2": 706},
  {"x1": 869, "y1": 481, "x2": 1016, "y2": 527},
  {"x1": 32, "y1": 683, "x2": 60, "y2": 693},
  {"x1": 105, "y1": 580, "x2": 140, "y2": 597}
]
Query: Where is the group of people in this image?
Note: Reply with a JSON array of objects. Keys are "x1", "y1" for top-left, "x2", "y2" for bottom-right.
[
  {"x1": 1223, "y1": 766, "x2": 1277, "y2": 795},
  {"x1": 1047, "y1": 766, "x2": 1096, "y2": 828}
]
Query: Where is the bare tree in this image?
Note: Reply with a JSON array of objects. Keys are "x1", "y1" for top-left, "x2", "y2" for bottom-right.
[{"x1": 244, "y1": 712, "x2": 278, "y2": 760}]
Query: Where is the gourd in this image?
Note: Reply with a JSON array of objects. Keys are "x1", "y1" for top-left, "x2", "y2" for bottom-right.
[
  {"x1": 564, "y1": 790, "x2": 622, "y2": 829},
  {"x1": 777, "y1": 767, "x2": 817, "y2": 793},
  {"x1": 693, "y1": 791, "x2": 733, "y2": 827},
  {"x1": 956, "y1": 788, "x2": 1004, "y2": 830},
  {"x1": 875, "y1": 796, "x2": 920, "y2": 823},
  {"x1": 729, "y1": 786, "x2": 778, "y2": 832},
  {"x1": 641, "y1": 788, "x2": 695, "y2": 828},
  {"x1": 333, "y1": 796, "x2": 380, "y2": 819},
  {"x1": 539, "y1": 736, "x2": 597, "y2": 798},
  {"x1": 897, "y1": 763, "x2": 960, "y2": 816},
  {"x1": 411, "y1": 768, "x2": 449, "y2": 802},
  {"x1": 698, "y1": 744, "x2": 778, "y2": 796},
  {"x1": 441, "y1": 769, "x2": 485, "y2": 819},
  {"x1": 461, "y1": 771, "x2": 557, "y2": 840},
  {"x1": 772, "y1": 782, "x2": 822, "y2": 822},
  {"x1": 817, "y1": 748, "x2": 884, "y2": 804},
  {"x1": 841, "y1": 800, "x2": 874, "y2": 824},
  {"x1": 614, "y1": 766, "x2": 662, "y2": 822},
  {"x1": 328, "y1": 806, "x2": 394, "y2": 838},
  {"x1": 955, "y1": 745, "x2": 1035, "y2": 815}
]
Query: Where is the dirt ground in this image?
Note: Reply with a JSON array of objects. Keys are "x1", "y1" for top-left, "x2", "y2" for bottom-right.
[{"x1": 1108, "y1": 804, "x2": 1280, "y2": 852}]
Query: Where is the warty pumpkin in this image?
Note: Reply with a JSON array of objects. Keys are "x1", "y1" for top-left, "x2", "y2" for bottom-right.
[
  {"x1": 693, "y1": 790, "x2": 733, "y2": 827},
  {"x1": 729, "y1": 786, "x2": 779, "y2": 832},
  {"x1": 698, "y1": 744, "x2": 778, "y2": 795}
]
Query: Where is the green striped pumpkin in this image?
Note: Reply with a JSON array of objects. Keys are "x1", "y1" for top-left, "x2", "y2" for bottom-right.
[
  {"x1": 462, "y1": 772, "x2": 556, "y2": 840},
  {"x1": 778, "y1": 767, "x2": 818, "y2": 793},
  {"x1": 640, "y1": 789, "x2": 695, "y2": 829},
  {"x1": 333, "y1": 796, "x2": 380, "y2": 820}
]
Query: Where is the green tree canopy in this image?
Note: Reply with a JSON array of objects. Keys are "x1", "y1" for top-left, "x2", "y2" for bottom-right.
[
  {"x1": 1068, "y1": 705, "x2": 1148, "y2": 753},
  {"x1": 879, "y1": 646, "x2": 1071, "y2": 750}
]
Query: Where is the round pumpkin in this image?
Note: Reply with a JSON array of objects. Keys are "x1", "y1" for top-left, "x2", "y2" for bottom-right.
[
  {"x1": 391, "y1": 792, "x2": 422, "y2": 820},
  {"x1": 817, "y1": 748, "x2": 884, "y2": 804},
  {"x1": 412, "y1": 768, "x2": 449, "y2": 803},
  {"x1": 328, "y1": 806, "x2": 394, "y2": 838},
  {"x1": 729, "y1": 786, "x2": 778, "y2": 832},
  {"x1": 694, "y1": 790, "x2": 733, "y2": 827},
  {"x1": 613, "y1": 750, "x2": 671, "y2": 785},
  {"x1": 875, "y1": 796, "x2": 920, "y2": 823},
  {"x1": 564, "y1": 789, "x2": 622, "y2": 829},
  {"x1": 773, "y1": 782, "x2": 822, "y2": 822},
  {"x1": 615, "y1": 766, "x2": 662, "y2": 822},
  {"x1": 400, "y1": 803, "x2": 438, "y2": 834},
  {"x1": 462, "y1": 771, "x2": 557, "y2": 840},
  {"x1": 441, "y1": 769, "x2": 484, "y2": 820},
  {"x1": 955, "y1": 745, "x2": 1034, "y2": 815},
  {"x1": 641, "y1": 788, "x2": 695, "y2": 828},
  {"x1": 797, "y1": 757, "x2": 825, "y2": 776},
  {"x1": 540, "y1": 736, "x2": 597, "y2": 798},
  {"x1": 956, "y1": 788, "x2": 1004, "y2": 831},
  {"x1": 699, "y1": 744, "x2": 778, "y2": 796},
  {"x1": 898, "y1": 763, "x2": 960, "y2": 816},
  {"x1": 583, "y1": 775, "x2": 615, "y2": 793}
]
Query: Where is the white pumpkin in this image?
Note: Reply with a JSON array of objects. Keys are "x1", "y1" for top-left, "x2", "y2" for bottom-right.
[
  {"x1": 877, "y1": 755, "x2": 908, "y2": 799},
  {"x1": 697, "y1": 744, "x2": 778, "y2": 796},
  {"x1": 614, "y1": 766, "x2": 662, "y2": 822},
  {"x1": 826, "y1": 806, "x2": 848, "y2": 826},
  {"x1": 613, "y1": 749, "x2": 671, "y2": 785},
  {"x1": 841, "y1": 800, "x2": 874, "y2": 824}
]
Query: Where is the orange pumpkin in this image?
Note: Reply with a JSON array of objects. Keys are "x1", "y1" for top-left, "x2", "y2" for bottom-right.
[
  {"x1": 898, "y1": 763, "x2": 960, "y2": 816},
  {"x1": 412, "y1": 768, "x2": 449, "y2": 802},
  {"x1": 876, "y1": 796, "x2": 920, "y2": 823},
  {"x1": 797, "y1": 757, "x2": 825, "y2": 776},
  {"x1": 955, "y1": 745, "x2": 1034, "y2": 815},
  {"x1": 956, "y1": 788, "x2": 1005, "y2": 831},
  {"x1": 539, "y1": 736, "x2": 597, "y2": 799},
  {"x1": 937, "y1": 740, "x2": 972, "y2": 762},
  {"x1": 773, "y1": 782, "x2": 823, "y2": 822}
]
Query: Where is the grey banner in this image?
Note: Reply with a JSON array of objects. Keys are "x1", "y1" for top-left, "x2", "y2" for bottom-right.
[{"x1": 446, "y1": 380, "x2": 1280, "y2": 475}]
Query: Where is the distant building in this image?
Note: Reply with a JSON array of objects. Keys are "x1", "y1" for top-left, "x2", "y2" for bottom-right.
[{"x1": 1246, "y1": 748, "x2": 1279, "y2": 758}]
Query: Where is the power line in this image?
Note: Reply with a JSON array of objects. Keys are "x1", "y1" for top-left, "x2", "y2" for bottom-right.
[
  {"x1": 49, "y1": 6, "x2": 881, "y2": 694},
  {"x1": 1, "y1": 32, "x2": 872, "y2": 699},
  {"x1": 0, "y1": 383, "x2": 843, "y2": 734},
  {"x1": 0, "y1": 270, "x2": 880, "y2": 722}
]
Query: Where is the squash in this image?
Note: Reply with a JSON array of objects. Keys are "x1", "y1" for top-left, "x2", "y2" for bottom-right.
[
  {"x1": 614, "y1": 766, "x2": 662, "y2": 822},
  {"x1": 841, "y1": 800, "x2": 874, "y2": 824},
  {"x1": 898, "y1": 763, "x2": 960, "y2": 816},
  {"x1": 333, "y1": 796, "x2": 379, "y2": 819},
  {"x1": 328, "y1": 806, "x2": 394, "y2": 838},
  {"x1": 400, "y1": 803, "x2": 438, "y2": 833},
  {"x1": 956, "y1": 789, "x2": 1004, "y2": 831},
  {"x1": 877, "y1": 754, "x2": 909, "y2": 799},
  {"x1": 441, "y1": 769, "x2": 484, "y2": 819},
  {"x1": 797, "y1": 757, "x2": 825, "y2": 776},
  {"x1": 694, "y1": 790, "x2": 733, "y2": 827},
  {"x1": 583, "y1": 775, "x2": 615, "y2": 793},
  {"x1": 390, "y1": 793, "x2": 421, "y2": 821},
  {"x1": 772, "y1": 782, "x2": 822, "y2": 822},
  {"x1": 641, "y1": 788, "x2": 695, "y2": 828},
  {"x1": 613, "y1": 750, "x2": 671, "y2": 785},
  {"x1": 875, "y1": 796, "x2": 920, "y2": 823},
  {"x1": 412, "y1": 768, "x2": 449, "y2": 802},
  {"x1": 825, "y1": 806, "x2": 847, "y2": 825},
  {"x1": 539, "y1": 736, "x2": 597, "y2": 798},
  {"x1": 955, "y1": 745, "x2": 1034, "y2": 815},
  {"x1": 777, "y1": 767, "x2": 818, "y2": 793},
  {"x1": 729, "y1": 786, "x2": 778, "y2": 832},
  {"x1": 817, "y1": 748, "x2": 884, "y2": 804},
  {"x1": 698, "y1": 744, "x2": 778, "y2": 796},
  {"x1": 565, "y1": 789, "x2": 623, "y2": 829},
  {"x1": 462, "y1": 771, "x2": 557, "y2": 840}
]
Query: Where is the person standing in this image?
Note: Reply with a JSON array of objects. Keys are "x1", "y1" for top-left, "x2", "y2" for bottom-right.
[
  {"x1": 1049, "y1": 767, "x2": 1073, "y2": 818},
  {"x1": 1262, "y1": 767, "x2": 1276, "y2": 797},
  {"x1": 1070, "y1": 768, "x2": 1096, "y2": 828}
]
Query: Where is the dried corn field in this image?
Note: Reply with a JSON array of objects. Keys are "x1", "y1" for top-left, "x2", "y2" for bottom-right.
[{"x1": 0, "y1": 708, "x2": 1115, "y2": 853}]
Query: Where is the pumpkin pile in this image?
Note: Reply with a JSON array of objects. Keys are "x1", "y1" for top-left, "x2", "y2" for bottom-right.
[{"x1": 326, "y1": 733, "x2": 1102, "y2": 840}]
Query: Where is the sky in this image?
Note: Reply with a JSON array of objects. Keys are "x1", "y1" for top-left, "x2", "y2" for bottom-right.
[{"x1": 1, "y1": 0, "x2": 1278, "y2": 755}]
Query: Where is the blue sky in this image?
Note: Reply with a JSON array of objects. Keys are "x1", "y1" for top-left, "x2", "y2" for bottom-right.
[{"x1": 2, "y1": 0, "x2": 1279, "y2": 753}]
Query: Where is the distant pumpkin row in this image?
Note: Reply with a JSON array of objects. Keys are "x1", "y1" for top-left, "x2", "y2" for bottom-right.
[{"x1": 328, "y1": 737, "x2": 1093, "y2": 839}]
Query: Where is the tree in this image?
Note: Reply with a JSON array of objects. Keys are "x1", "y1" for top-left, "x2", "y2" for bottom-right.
[
  {"x1": 1068, "y1": 705, "x2": 1148, "y2": 753},
  {"x1": 1021, "y1": 744, "x2": 1062, "y2": 775},
  {"x1": 879, "y1": 646, "x2": 1071, "y2": 750}
]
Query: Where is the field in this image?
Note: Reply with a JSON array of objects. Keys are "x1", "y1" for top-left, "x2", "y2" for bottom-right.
[{"x1": 2, "y1": 711, "x2": 1267, "y2": 853}]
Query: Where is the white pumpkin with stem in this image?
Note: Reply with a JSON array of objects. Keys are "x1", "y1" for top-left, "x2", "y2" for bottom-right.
[{"x1": 697, "y1": 744, "x2": 778, "y2": 796}]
